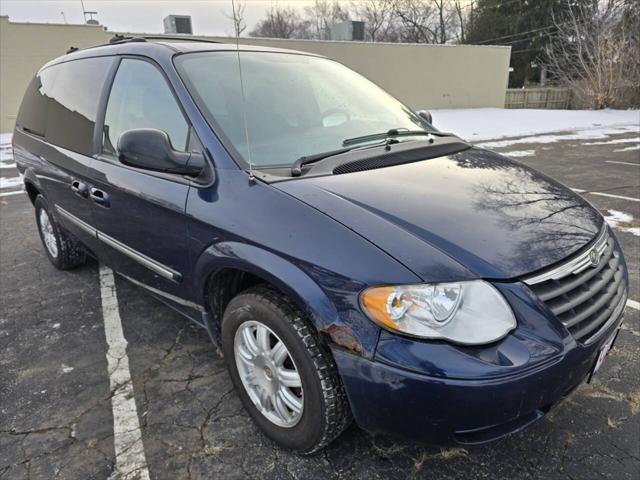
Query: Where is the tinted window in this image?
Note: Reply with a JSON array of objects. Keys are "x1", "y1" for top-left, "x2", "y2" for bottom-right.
[
  {"x1": 16, "y1": 76, "x2": 48, "y2": 136},
  {"x1": 102, "y1": 59, "x2": 188, "y2": 155},
  {"x1": 40, "y1": 57, "x2": 112, "y2": 155}
]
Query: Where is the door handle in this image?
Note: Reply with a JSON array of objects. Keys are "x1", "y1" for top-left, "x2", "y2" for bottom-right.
[
  {"x1": 70, "y1": 180, "x2": 89, "y2": 198},
  {"x1": 90, "y1": 187, "x2": 110, "y2": 208}
]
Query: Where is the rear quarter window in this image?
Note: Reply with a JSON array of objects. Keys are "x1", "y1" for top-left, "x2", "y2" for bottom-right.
[
  {"x1": 17, "y1": 56, "x2": 113, "y2": 156},
  {"x1": 16, "y1": 76, "x2": 47, "y2": 137}
]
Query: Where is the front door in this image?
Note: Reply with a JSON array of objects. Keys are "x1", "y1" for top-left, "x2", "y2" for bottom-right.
[{"x1": 87, "y1": 57, "x2": 193, "y2": 302}]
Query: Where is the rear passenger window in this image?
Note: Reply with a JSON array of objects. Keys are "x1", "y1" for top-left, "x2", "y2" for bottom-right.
[
  {"x1": 16, "y1": 76, "x2": 48, "y2": 137},
  {"x1": 102, "y1": 59, "x2": 188, "y2": 155},
  {"x1": 17, "y1": 57, "x2": 112, "y2": 154}
]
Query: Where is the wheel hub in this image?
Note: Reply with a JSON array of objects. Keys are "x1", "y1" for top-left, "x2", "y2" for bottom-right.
[
  {"x1": 39, "y1": 209, "x2": 58, "y2": 258},
  {"x1": 234, "y1": 321, "x2": 304, "y2": 428}
]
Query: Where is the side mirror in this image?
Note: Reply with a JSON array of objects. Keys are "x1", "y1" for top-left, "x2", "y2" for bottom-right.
[
  {"x1": 417, "y1": 110, "x2": 433, "y2": 125},
  {"x1": 117, "y1": 128, "x2": 205, "y2": 176}
]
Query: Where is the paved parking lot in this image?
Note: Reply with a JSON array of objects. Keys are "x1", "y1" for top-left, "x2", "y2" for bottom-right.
[{"x1": 1, "y1": 130, "x2": 639, "y2": 480}]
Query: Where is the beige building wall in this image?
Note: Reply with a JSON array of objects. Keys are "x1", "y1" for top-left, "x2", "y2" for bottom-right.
[
  {"x1": 0, "y1": 17, "x2": 112, "y2": 132},
  {"x1": 0, "y1": 16, "x2": 511, "y2": 133}
]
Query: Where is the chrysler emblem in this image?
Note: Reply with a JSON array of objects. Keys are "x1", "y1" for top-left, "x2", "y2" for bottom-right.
[{"x1": 589, "y1": 249, "x2": 601, "y2": 267}]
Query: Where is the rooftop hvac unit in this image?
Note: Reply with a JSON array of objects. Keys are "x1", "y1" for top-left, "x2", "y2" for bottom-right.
[
  {"x1": 330, "y1": 21, "x2": 365, "y2": 41},
  {"x1": 163, "y1": 15, "x2": 193, "y2": 35}
]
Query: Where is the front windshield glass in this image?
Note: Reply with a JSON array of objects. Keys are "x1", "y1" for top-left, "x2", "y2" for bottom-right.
[{"x1": 175, "y1": 51, "x2": 435, "y2": 169}]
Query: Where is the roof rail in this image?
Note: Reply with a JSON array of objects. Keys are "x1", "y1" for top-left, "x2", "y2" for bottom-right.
[
  {"x1": 141, "y1": 35, "x2": 223, "y2": 44},
  {"x1": 64, "y1": 34, "x2": 223, "y2": 56},
  {"x1": 109, "y1": 34, "x2": 147, "y2": 44}
]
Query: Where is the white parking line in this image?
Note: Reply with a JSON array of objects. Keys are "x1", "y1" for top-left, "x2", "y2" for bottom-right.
[
  {"x1": 627, "y1": 299, "x2": 640, "y2": 311},
  {"x1": 99, "y1": 265, "x2": 150, "y2": 480},
  {"x1": 606, "y1": 160, "x2": 640, "y2": 167},
  {"x1": 572, "y1": 188, "x2": 640, "y2": 203}
]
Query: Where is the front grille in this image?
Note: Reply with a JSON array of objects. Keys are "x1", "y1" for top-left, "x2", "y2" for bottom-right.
[{"x1": 524, "y1": 227, "x2": 627, "y2": 344}]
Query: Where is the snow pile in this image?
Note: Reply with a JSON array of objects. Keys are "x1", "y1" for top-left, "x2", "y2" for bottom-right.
[
  {"x1": 0, "y1": 133, "x2": 22, "y2": 197},
  {"x1": 603, "y1": 210, "x2": 640, "y2": 237},
  {"x1": 0, "y1": 134, "x2": 13, "y2": 167},
  {"x1": 430, "y1": 108, "x2": 640, "y2": 142}
]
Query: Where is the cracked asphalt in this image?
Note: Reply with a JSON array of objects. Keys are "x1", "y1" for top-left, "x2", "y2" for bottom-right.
[{"x1": 1, "y1": 131, "x2": 639, "y2": 479}]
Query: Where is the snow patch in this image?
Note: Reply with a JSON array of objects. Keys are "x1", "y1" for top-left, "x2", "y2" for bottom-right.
[
  {"x1": 614, "y1": 145, "x2": 640, "y2": 152},
  {"x1": 477, "y1": 126, "x2": 638, "y2": 149},
  {"x1": 430, "y1": 108, "x2": 640, "y2": 142},
  {"x1": 61, "y1": 364, "x2": 74, "y2": 374},
  {"x1": 0, "y1": 175, "x2": 23, "y2": 189},
  {"x1": 503, "y1": 150, "x2": 535, "y2": 158},
  {"x1": 584, "y1": 137, "x2": 640, "y2": 145},
  {"x1": 604, "y1": 210, "x2": 640, "y2": 237}
]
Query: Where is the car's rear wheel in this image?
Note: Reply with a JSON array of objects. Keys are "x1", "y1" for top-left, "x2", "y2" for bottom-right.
[
  {"x1": 34, "y1": 195, "x2": 86, "y2": 270},
  {"x1": 221, "y1": 285, "x2": 352, "y2": 454}
]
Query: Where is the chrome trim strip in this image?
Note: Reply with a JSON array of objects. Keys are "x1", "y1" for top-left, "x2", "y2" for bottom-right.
[
  {"x1": 524, "y1": 225, "x2": 609, "y2": 285},
  {"x1": 54, "y1": 204, "x2": 181, "y2": 282},
  {"x1": 583, "y1": 288, "x2": 627, "y2": 345},
  {"x1": 119, "y1": 272, "x2": 205, "y2": 312},
  {"x1": 97, "y1": 232, "x2": 181, "y2": 282},
  {"x1": 56, "y1": 205, "x2": 97, "y2": 236}
]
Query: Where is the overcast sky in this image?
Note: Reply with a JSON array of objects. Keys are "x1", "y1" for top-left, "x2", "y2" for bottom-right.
[{"x1": 0, "y1": 0, "x2": 345, "y2": 36}]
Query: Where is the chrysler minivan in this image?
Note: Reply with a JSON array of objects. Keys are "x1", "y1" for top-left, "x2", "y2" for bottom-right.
[{"x1": 13, "y1": 36, "x2": 628, "y2": 454}]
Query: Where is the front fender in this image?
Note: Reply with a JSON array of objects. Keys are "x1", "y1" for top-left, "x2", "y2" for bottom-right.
[{"x1": 193, "y1": 241, "x2": 379, "y2": 358}]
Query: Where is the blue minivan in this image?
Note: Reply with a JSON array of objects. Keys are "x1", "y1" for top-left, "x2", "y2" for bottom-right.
[{"x1": 13, "y1": 36, "x2": 628, "y2": 454}]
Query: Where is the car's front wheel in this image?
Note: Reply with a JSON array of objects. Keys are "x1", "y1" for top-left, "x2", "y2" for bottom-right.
[
  {"x1": 221, "y1": 285, "x2": 352, "y2": 454},
  {"x1": 34, "y1": 195, "x2": 86, "y2": 270}
]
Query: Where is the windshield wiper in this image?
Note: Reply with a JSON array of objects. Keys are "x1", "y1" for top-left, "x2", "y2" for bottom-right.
[
  {"x1": 290, "y1": 128, "x2": 461, "y2": 177},
  {"x1": 291, "y1": 146, "x2": 353, "y2": 177},
  {"x1": 291, "y1": 137, "x2": 405, "y2": 177},
  {"x1": 342, "y1": 128, "x2": 435, "y2": 147}
]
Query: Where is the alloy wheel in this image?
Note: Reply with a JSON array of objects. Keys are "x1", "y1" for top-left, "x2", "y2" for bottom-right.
[
  {"x1": 234, "y1": 320, "x2": 304, "y2": 428},
  {"x1": 39, "y1": 209, "x2": 58, "y2": 258}
]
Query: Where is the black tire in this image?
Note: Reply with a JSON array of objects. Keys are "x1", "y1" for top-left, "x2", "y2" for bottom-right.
[
  {"x1": 221, "y1": 285, "x2": 352, "y2": 454},
  {"x1": 34, "y1": 195, "x2": 86, "y2": 270}
]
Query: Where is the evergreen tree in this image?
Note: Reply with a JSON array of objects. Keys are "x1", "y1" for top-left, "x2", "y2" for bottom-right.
[{"x1": 465, "y1": 0, "x2": 569, "y2": 87}]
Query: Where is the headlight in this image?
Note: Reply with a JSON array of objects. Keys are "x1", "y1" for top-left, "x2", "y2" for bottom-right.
[{"x1": 360, "y1": 281, "x2": 516, "y2": 345}]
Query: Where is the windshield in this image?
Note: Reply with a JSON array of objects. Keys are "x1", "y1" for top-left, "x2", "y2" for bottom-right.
[{"x1": 174, "y1": 51, "x2": 435, "y2": 169}]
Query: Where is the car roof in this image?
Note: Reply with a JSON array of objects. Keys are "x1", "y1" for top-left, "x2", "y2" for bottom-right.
[{"x1": 42, "y1": 36, "x2": 323, "y2": 71}]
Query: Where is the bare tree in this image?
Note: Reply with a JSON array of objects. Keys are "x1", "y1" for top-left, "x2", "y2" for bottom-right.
[
  {"x1": 452, "y1": 0, "x2": 468, "y2": 43},
  {"x1": 351, "y1": 0, "x2": 398, "y2": 42},
  {"x1": 223, "y1": 0, "x2": 246, "y2": 37},
  {"x1": 391, "y1": 0, "x2": 462, "y2": 44},
  {"x1": 304, "y1": 0, "x2": 350, "y2": 40},
  {"x1": 391, "y1": 0, "x2": 437, "y2": 43},
  {"x1": 543, "y1": 0, "x2": 640, "y2": 108},
  {"x1": 250, "y1": 6, "x2": 304, "y2": 39}
]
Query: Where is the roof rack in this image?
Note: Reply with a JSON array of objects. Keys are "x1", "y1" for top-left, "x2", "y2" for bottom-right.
[
  {"x1": 65, "y1": 34, "x2": 223, "y2": 55},
  {"x1": 141, "y1": 35, "x2": 223, "y2": 44},
  {"x1": 109, "y1": 34, "x2": 146, "y2": 44}
]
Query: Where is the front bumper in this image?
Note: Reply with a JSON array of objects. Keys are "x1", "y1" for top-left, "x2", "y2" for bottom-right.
[{"x1": 332, "y1": 310, "x2": 624, "y2": 445}]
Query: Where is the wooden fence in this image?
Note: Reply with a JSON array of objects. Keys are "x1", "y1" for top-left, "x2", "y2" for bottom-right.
[{"x1": 505, "y1": 88, "x2": 572, "y2": 109}]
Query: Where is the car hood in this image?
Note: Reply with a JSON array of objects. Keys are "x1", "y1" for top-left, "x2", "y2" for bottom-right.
[{"x1": 275, "y1": 147, "x2": 604, "y2": 281}]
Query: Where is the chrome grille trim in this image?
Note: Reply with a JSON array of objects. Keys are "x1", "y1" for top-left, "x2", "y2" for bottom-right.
[
  {"x1": 525, "y1": 227, "x2": 627, "y2": 345},
  {"x1": 523, "y1": 225, "x2": 608, "y2": 285}
]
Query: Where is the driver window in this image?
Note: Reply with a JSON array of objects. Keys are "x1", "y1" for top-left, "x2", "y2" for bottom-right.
[{"x1": 102, "y1": 59, "x2": 188, "y2": 156}]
